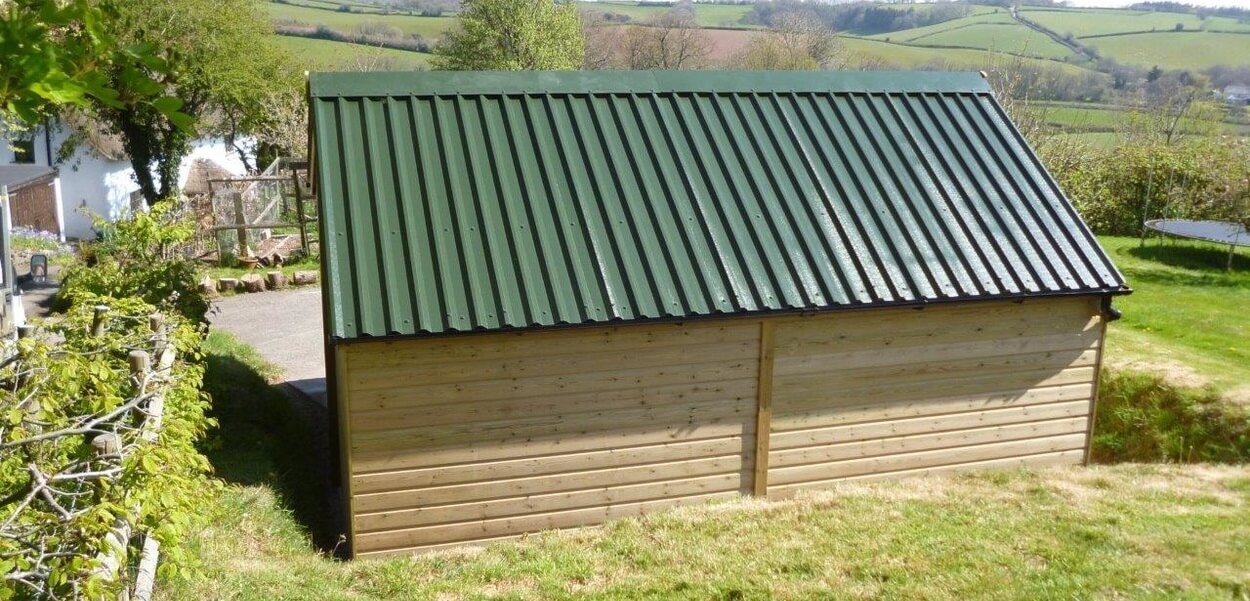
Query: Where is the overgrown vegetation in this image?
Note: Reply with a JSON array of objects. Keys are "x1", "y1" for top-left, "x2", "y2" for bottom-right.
[
  {"x1": 1, "y1": 208, "x2": 217, "y2": 599},
  {"x1": 56, "y1": 206, "x2": 209, "y2": 323},
  {"x1": 1093, "y1": 369, "x2": 1250, "y2": 463}
]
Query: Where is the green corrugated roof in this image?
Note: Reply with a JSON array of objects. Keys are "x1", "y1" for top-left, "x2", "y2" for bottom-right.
[{"x1": 309, "y1": 70, "x2": 1127, "y2": 341}]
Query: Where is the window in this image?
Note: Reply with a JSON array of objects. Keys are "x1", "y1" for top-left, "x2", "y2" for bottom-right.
[{"x1": 11, "y1": 138, "x2": 34, "y2": 164}]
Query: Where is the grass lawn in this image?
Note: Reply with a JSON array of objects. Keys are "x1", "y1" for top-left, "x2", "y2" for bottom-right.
[
  {"x1": 155, "y1": 327, "x2": 1250, "y2": 600},
  {"x1": 1099, "y1": 235, "x2": 1250, "y2": 401},
  {"x1": 273, "y1": 35, "x2": 432, "y2": 70},
  {"x1": 1083, "y1": 31, "x2": 1250, "y2": 70}
]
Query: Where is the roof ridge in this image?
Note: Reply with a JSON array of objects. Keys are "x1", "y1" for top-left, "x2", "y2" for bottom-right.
[{"x1": 308, "y1": 70, "x2": 993, "y2": 98}]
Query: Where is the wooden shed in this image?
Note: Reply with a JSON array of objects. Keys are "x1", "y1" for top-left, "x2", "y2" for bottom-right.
[{"x1": 307, "y1": 71, "x2": 1129, "y2": 558}]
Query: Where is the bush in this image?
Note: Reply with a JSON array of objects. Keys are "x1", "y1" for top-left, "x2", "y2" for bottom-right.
[
  {"x1": 1091, "y1": 369, "x2": 1250, "y2": 463},
  {"x1": 1058, "y1": 136, "x2": 1250, "y2": 235},
  {"x1": 0, "y1": 298, "x2": 215, "y2": 599},
  {"x1": 56, "y1": 205, "x2": 207, "y2": 323}
]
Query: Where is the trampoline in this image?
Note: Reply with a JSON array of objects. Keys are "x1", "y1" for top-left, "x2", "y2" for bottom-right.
[{"x1": 1144, "y1": 219, "x2": 1249, "y2": 269}]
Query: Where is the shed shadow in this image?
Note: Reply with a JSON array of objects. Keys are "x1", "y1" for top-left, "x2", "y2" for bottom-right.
[
  {"x1": 201, "y1": 352, "x2": 342, "y2": 553},
  {"x1": 1121, "y1": 240, "x2": 1250, "y2": 285}
]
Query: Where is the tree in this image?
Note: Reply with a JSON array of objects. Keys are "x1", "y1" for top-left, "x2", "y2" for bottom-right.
[
  {"x1": 0, "y1": 0, "x2": 174, "y2": 126},
  {"x1": 87, "y1": 0, "x2": 295, "y2": 206},
  {"x1": 731, "y1": 13, "x2": 845, "y2": 70},
  {"x1": 623, "y1": 11, "x2": 712, "y2": 70},
  {"x1": 433, "y1": 0, "x2": 584, "y2": 70}
]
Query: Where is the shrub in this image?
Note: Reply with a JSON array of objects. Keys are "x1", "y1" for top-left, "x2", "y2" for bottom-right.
[
  {"x1": 0, "y1": 298, "x2": 215, "y2": 599},
  {"x1": 1091, "y1": 369, "x2": 1250, "y2": 463},
  {"x1": 56, "y1": 205, "x2": 207, "y2": 323}
]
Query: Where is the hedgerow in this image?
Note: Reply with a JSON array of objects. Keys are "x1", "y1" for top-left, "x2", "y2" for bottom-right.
[{"x1": 1, "y1": 207, "x2": 217, "y2": 600}]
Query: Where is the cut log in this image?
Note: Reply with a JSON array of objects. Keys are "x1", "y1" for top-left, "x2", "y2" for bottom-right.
[
  {"x1": 240, "y1": 273, "x2": 266, "y2": 293},
  {"x1": 218, "y1": 278, "x2": 239, "y2": 293},
  {"x1": 267, "y1": 271, "x2": 287, "y2": 289},
  {"x1": 199, "y1": 276, "x2": 216, "y2": 296},
  {"x1": 293, "y1": 270, "x2": 319, "y2": 285}
]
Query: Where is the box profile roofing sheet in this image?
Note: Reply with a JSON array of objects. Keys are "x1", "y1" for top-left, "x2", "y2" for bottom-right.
[{"x1": 310, "y1": 70, "x2": 1128, "y2": 341}]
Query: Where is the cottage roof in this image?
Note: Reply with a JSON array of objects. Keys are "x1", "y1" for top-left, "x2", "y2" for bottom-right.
[{"x1": 309, "y1": 71, "x2": 1127, "y2": 340}]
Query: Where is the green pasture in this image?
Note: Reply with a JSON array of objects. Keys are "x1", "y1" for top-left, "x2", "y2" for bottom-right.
[
  {"x1": 1084, "y1": 31, "x2": 1250, "y2": 70},
  {"x1": 908, "y1": 22, "x2": 1077, "y2": 60},
  {"x1": 274, "y1": 35, "x2": 432, "y2": 70},
  {"x1": 265, "y1": 1, "x2": 455, "y2": 39},
  {"x1": 576, "y1": 1, "x2": 755, "y2": 28},
  {"x1": 840, "y1": 37, "x2": 1095, "y2": 77},
  {"x1": 1022, "y1": 7, "x2": 1250, "y2": 38},
  {"x1": 866, "y1": 11, "x2": 1015, "y2": 42}
]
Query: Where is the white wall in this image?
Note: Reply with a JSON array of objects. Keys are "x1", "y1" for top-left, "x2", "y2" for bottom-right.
[{"x1": 2, "y1": 120, "x2": 248, "y2": 240}]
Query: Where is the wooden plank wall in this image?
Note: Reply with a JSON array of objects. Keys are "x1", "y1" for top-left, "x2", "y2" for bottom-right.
[
  {"x1": 767, "y1": 297, "x2": 1104, "y2": 496},
  {"x1": 339, "y1": 320, "x2": 761, "y2": 557}
]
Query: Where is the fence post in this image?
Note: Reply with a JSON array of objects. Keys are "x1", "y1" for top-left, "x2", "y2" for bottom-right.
[{"x1": 232, "y1": 191, "x2": 248, "y2": 259}]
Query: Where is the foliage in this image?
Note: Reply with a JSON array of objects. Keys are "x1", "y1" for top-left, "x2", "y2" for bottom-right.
[
  {"x1": 622, "y1": 11, "x2": 712, "y2": 70},
  {"x1": 0, "y1": 299, "x2": 215, "y2": 600},
  {"x1": 1056, "y1": 136, "x2": 1249, "y2": 235},
  {"x1": 732, "y1": 13, "x2": 846, "y2": 70},
  {"x1": 0, "y1": 0, "x2": 178, "y2": 126},
  {"x1": 83, "y1": 0, "x2": 297, "y2": 205},
  {"x1": 57, "y1": 206, "x2": 208, "y2": 323},
  {"x1": 432, "y1": 0, "x2": 583, "y2": 70},
  {"x1": 1092, "y1": 369, "x2": 1250, "y2": 463}
]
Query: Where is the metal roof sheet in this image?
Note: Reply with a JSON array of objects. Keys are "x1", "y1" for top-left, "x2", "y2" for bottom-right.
[
  {"x1": 0, "y1": 165, "x2": 56, "y2": 190},
  {"x1": 310, "y1": 70, "x2": 1127, "y2": 340}
]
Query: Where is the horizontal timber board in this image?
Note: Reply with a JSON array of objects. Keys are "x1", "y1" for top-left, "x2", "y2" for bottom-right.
[
  {"x1": 348, "y1": 339, "x2": 759, "y2": 390},
  {"x1": 775, "y1": 366, "x2": 1097, "y2": 413},
  {"x1": 351, "y1": 397, "x2": 754, "y2": 453},
  {"x1": 771, "y1": 400, "x2": 1091, "y2": 451},
  {"x1": 350, "y1": 378, "x2": 757, "y2": 433},
  {"x1": 350, "y1": 359, "x2": 758, "y2": 410},
  {"x1": 354, "y1": 454, "x2": 748, "y2": 513},
  {"x1": 770, "y1": 417, "x2": 1088, "y2": 468},
  {"x1": 353, "y1": 491, "x2": 741, "y2": 554},
  {"x1": 775, "y1": 345, "x2": 1097, "y2": 380},
  {"x1": 349, "y1": 321, "x2": 759, "y2": 368},
  {"x1": 768, "y1": 449, "x2": 1086, "y2": 497},
  {"x1": 769, "y1": 433, "x2": 1087, "y2": 486},
  {"x1": 352, "y1": 419, "x2": 755, "y2": 473},
  {"x1": 772, "y1": 383, "x2": 1091, "y2": 432},
  {"x1": 356, "y1": 473, "x2": 744, "y2": 532},
  {"x1": 774, "y1": 330, "x2": 1100, "y2": 379},
  {"x1": 353, "y1": 436, "x2": 747, "y2": 492},
  {"x1": 773, "y1": 298, "x2": 1099, "y2": 350}
]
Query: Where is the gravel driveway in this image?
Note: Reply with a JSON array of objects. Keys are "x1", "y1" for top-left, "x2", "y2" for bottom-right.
[{"x1": 208, "y1": 287, "x2": 327, "y2": 403}]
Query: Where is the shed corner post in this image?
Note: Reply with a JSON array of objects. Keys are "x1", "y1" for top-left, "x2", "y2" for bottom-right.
[
  {"x1": 753, "y1": 320, "x2": 776, "y2": 497},
  {"x1": 1084, "y1": 296, "x2": 1112, "y2": 465}
]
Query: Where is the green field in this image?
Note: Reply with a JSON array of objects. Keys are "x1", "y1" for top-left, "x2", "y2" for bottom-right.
[
  {"x1": 867, "y1": 11, "x2": 1016, "y2": 42},
  {"x1": 1022, "y1": 7, "x2": 1250, "y2": 38},
  {"x1": 1083, "y1": 31, "x2": 1250, "y2": 70},
  {"x1": 577, "y1": 1, "x2": 755, "y2": 28},
  {"x1": 274, "y1": 36, "x2": 431, "y2": 70},
  {"x1": 909, "y1": 22, "x2": 1077, "y2": 60},
  {"x1": 265, "y1": 1, "x2": 455, "y2": 38},
  {"x1": 840, "y1": 37, "x2": 1095, "y2": 77}
]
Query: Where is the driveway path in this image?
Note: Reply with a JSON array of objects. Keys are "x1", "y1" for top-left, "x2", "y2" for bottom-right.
[{"x1": 208, "y1": 287, "x2": 327, "y2": 403}]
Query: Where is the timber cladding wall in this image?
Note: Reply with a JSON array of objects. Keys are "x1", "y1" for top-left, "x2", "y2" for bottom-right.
[
  {"x1": 335, "y1": 295, "x2": 1104, "y2": 558},
  {"x1": 339, "y1": 319, "x2": 762, "y2": 557}
]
